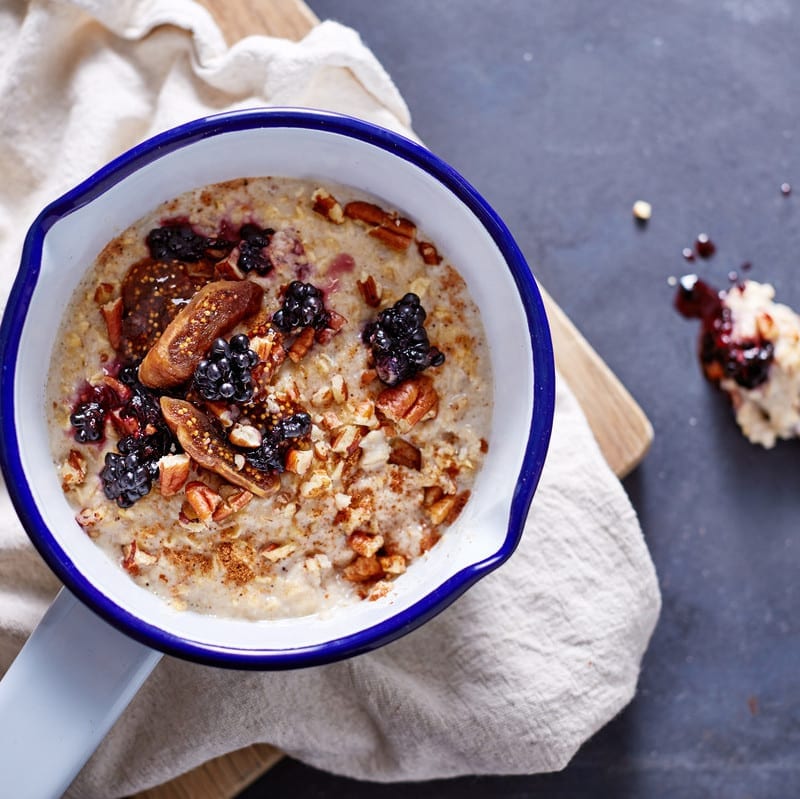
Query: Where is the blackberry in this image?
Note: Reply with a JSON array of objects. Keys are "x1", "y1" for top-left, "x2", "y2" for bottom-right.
[
  {"x1": 362, "y1": 293, "x2": 445, "y2": 386},
  {"x1": 146, "y1": 223, "x2": 210, "y2": 262},
  {"x1": 272, "y1": 281, "x2": 330, "y2": 332},
  {"x1": 70, "y1": 401, "x2": 106, "y2": 443},
  {"x1": 275, "y1": 412, "x2": 312, "y2": 440},
  {"x1": 100, "y1": 450, "x2": 153, "y2": 508},
  {"x1": 244, "y1": 412, "x2": 312, "y2": 473},
  {"x1": 237, "y1": 224, "x2": 275, "y2": 275},
  {"x1": 244, "y1": 429, "x2": 285, "y2": 473},
  {"x1": 194, "y1": 334, "x2": 259, "y2": 403}
]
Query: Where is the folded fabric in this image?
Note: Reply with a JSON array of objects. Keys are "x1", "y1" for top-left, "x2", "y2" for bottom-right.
[{"x1": 0, "y1": 2, "x2": 661, "y2": 797}]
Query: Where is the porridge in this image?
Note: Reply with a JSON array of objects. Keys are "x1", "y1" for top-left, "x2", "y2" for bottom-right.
[
  {"x1": 675, "y1": 274, "x2": 800, "y2": 448},
  {"x1": 48, "y1": 177, "x2": 492, "y2": 619}
]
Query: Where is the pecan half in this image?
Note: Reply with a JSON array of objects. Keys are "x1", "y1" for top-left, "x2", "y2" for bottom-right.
[
  {"x1": 344, "y1": 201, "x2": 416, "y2": 251},
  {"x1": 375, "y1": 375, "x2": 439, "y2": 432}
]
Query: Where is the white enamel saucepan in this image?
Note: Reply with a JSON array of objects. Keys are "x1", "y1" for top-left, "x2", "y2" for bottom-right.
[{"x1": 0, "y1": 109, "x2": 554, "y2": 798}]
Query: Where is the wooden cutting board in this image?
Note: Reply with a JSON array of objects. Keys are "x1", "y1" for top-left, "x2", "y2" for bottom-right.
[{"x1": 133, "y1": 2, "x2": 653, "y2": 797}]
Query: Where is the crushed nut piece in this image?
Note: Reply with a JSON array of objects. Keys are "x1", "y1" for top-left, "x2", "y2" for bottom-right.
[
  {"x1": 286, "y1": 448, "x2": 313, "y2": 475},
  {"x1": 288, "y1": 326, "x2": 315, "y2": 363},
  {"x1": 263, "y1": 542, "x2": 297, "y2": 562},
  {"x1": 212, "y1": 487, "x2": 254, "y2": 522},
  {"x1": 388, "y1": 438, "x2": 422, "y2": 470},
  {"x1": 60, "y1": 449, "x2": 87, "y2": 491},
  {"x1": 101, "y1": 298, "x2": 123, "y2": 350},
  {"x1": 312, "y1": 188, "x2": 345, "y2": 224},
  {"x1": 356, "y1": 275, "x2": 382, "y2": 307},
  {"x1": 158, "y1": 453, "x2": 191, "y2": 497},
  {"x1": 358, "y1": 429, "x2": 391, "y2": 470},
  {"x1": 343, "y1": 555, "x2": 383, "y2": 582},
  {"x1": 348, "y1": 530, "x2": 385, "y2": 557},
  {"x1": 331, "y1": 374, "x2": 348, "y2": 404},
  {"x1": 417, "y1": 240, "x2": 442, "y2": 265},
  {"x1": 185, "y1": 481, "x2": 223, "y2": 523},
  {"x1": 300, "y1": 470, "x2": 332, "y2": 498},
  {"x1": 375, "y1": 375, "x2": 439, "y2": 432},
  {"x1": 379, "y1": 554, "x2": 407, "y2": 575},
  {"x1": 76, "y1": 507, "x2": 104, "y2": 535},
  {"x1": 228, "y1": 423, "x2": 263, "y2": 449}
]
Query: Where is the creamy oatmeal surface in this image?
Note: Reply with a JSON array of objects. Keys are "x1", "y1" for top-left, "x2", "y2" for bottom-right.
[{"x1": 48, "y1": 177, "x2": 492, "y2": 619}]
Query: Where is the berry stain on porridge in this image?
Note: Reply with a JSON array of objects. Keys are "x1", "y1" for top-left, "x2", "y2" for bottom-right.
[{"x1": 49, "y1": 178, "x2": 492, "y2": 619}]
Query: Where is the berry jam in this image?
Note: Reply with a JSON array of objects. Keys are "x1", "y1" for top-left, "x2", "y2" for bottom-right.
[
  {"x1": 695, "y1": 234, "x2": 716, "y2": 259},
  {"x1": 675, "y1": 274, "x2": 774, "y2": 389}
]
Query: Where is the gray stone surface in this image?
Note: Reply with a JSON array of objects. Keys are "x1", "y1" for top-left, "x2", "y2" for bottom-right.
[{"x1": 241, "y1": 1, "x2": 800, "y2": 796}]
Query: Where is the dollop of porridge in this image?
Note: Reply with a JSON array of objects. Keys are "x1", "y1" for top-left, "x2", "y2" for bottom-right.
[
  {"x1": 675, "y1": 274, "x2": 800, "y2": 448},
  {"x1": 49, "y1": 177, "x2": 492, "y2": 619}
]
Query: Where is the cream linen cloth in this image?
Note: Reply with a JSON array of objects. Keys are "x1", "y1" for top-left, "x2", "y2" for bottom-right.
[{"x1": 0, "y1": 2, "x2": 661, "y2": 796}]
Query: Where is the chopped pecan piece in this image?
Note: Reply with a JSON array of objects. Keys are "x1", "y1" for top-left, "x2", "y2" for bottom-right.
[
  {"x1": 121, "y1": 540, "x2": 157, "y2": 575},
  {"x1": 60, "y1": 449, "x2": 87, "y2": 491},
  {"x1": 228, "y1": 423, "x2": 262, "y2": 449},
  {"x1": 417, "y1": 240, "x2": 443, "y2": 265},
  {"x1": 160, "y1": 397, "x2": 280, "y2": 497},
  {"x1": 311, "y1": 188, "x2": 345, "y2": 224},
  {"x1": 288, "y1": 326, "x2": 315, "y2": 363},
  {"x1": 285, "y1": 448, "x2": 313, "y2": 475},
  {"x1": 388, "y1": 438, "x2": 422, "y2": 470},
  {"x1": 94, "y1": 282, "x2": 116, "y2": 305},
  {"x1": 375, "y1": 375, "x2": 439, "y2": 432},
  {"x1": 422, "y1": 485, "x2": 444, "y2": 507},
  {"x1": 331, "y1": 424, "x2": 364, "y2": 455},
  {"x1": 139, "y1": 280, "x2": 263, "y2": 389},
  {"x1": 368, "y1": 227, "x2": 414, "y2": 251},
  {"x1": 212, "y1": 487, "x2": 254, "y2": 522},
  {"x1": 348, "y1": 531, "x2": 384, "y2": 558},
  {"x1": 331, "y1": 374, "x2": 348, "y2": 404},
  {"x1": 215, "y1": 250, "x2": 246, "y2": 281},
  {"x1": 158, "y1": 453, "x2": 191, "y2": 497},
  {"x1": 75, "y1": 507, "x2": 104, "y2": 535},
  {"x1": 356, "y1": 275, "x2": 382, "y2": 307},
  {"x1": 426, "y1": 490, "x2": 471, "y2": 526},
  {"x1": 101, "y1": 298, "x2": 123, "y2": 350},
  {"x1": 343, "y1": 555, "x2": 384, "y2": 583},
  {"x1": 185, "y1": 481, "x2": 223, "y2": 523},
  {"x1": 379, "y1": 554, "x2": 407, "y2": 575},
  {"x1": 300, "y1": 470, "x2": 332, "y2": 498}
]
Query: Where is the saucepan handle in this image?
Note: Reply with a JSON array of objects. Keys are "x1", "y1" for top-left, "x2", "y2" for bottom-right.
[{"x1": 0, "y1": 587, "x2": 161, "y2": 798}]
